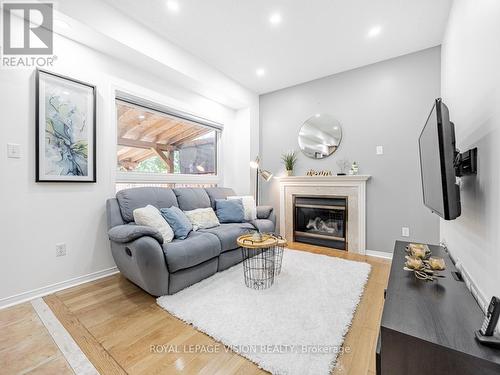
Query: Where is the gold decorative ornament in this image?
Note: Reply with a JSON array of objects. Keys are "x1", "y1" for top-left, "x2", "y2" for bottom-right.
[
  {"x1": 403, "y1": 243, "x2": 446, "y2": 281},
  {"x1": 404, "y1": 256, "x2": 424, "y2": 271},
  {"x1": 427, "y1": 256, "x2": 446, "y2": 271},
  {"x1": 406, "y1": 243, "x2": 431, "y2": 259},
  {"x1": 306, "y1": 169, "x2": 332, "y2": 176}
]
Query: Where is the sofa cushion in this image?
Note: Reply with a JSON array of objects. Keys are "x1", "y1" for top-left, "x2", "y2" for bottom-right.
[
  {"x1": 160, "y1": 206, "x2": 193, "y2": 240},
  {"x1": 215, "y1": 199, "x2": 245, "y2": 223},
  {"x1": 204, "y1": 187, "x2": 236, "y2": 208},
  {"x1": 200, "y1": 223, "x2": 254, "y2": 252},
  {"x1": 116, "y1": 187, "x2": 178, "y2": 222},
  {"x1": 133, "y1": 205, "x2": 174, "y2": 243},
  {"x1": 173, "y1": 188, "x2": 211, "y2": 211},
  {"x1": 163, "y1": 231, "x2": 221, "y2": 272},
  {"x1": 184, "y1": 207, "x2": 220, "y2": 230},
  {"x1": 228, "y1": 195, "x2": 257, "y2": 221},
  {"x1": 251, "y1": 219, "x2": 275, "y2": 233}
]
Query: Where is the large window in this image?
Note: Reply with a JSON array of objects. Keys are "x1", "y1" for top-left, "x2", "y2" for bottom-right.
[{"x1": 115, "y1": 97, "x2": 220, "y2": 181}]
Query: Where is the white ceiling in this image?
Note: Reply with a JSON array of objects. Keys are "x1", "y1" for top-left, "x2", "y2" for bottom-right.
[{"x1": 104, "y1": 0, "x2": 452, "y2": 94}]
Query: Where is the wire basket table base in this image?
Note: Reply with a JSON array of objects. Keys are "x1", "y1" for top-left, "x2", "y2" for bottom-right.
[
  {"x1": 274, "y1": 235, "x2": 286, "y2": 276},
  {"x1": 242, "y1": 246, "x2": 276, "y2": 290},
  {"x1": 237, "y1": 233, "x2": 287, "y2": 290}
]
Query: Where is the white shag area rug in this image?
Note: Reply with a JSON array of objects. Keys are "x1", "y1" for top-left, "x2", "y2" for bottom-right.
[{"x1": 157, "y1": 249, "x2": 371, "y2": 375}]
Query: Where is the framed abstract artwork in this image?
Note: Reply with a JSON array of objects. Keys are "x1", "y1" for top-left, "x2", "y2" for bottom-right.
[{"x1": 36, "y1": 69, "x2": 96, "y2": 182}]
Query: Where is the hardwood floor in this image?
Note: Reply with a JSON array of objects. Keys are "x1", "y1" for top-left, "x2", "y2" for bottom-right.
[
  {"x1": 0, "y1": 302, "x2": 74, "y2": 374},
  {"x1": 11, "y1": 243, "x2": 390, "y2": 375}
]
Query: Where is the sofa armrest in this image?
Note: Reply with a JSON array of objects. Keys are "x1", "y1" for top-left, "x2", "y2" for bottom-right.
[
  {"x1": 109, "y1": 236, "x2": 169, "y2": 296},
  {"x1": 256, "y1": 205, "x2": 274, "y2": 219},
  {"x1": 108, "y1": 224, "x2": 163, "y2": 244}
]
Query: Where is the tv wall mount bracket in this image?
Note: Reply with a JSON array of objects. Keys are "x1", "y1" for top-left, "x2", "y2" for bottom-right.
[{"x1": 454, "y1": 147, "x2": 478, "y2": 177}]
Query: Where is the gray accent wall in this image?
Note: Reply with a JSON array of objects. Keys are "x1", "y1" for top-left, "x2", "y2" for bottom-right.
[{"x1": 259, "y1": 47, "x2": 441, "y2": 253}]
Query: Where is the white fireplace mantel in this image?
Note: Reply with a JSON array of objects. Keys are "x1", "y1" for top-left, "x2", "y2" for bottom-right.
[{"x1": 278, "y1": 175, "x2": 371, "y2": 254}]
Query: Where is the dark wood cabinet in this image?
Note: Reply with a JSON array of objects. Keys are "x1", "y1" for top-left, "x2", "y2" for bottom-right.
[{"x1": 377, "y1": 241, "x2": 500, "y2": 375}]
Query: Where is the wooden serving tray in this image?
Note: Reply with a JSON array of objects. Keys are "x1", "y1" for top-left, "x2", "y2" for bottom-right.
[{"x1": 237, "y1": 234, "x2": 278, "y2": 249}]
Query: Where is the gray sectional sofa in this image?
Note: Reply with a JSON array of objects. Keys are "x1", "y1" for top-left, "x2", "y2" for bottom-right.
[{"x1": 106, "y1": 187, "x2": 276, "y2": 296}]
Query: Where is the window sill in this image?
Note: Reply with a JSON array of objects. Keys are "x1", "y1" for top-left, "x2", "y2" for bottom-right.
[{"x1": 116, "y1": 171, "x2": 220, "y2": 184}]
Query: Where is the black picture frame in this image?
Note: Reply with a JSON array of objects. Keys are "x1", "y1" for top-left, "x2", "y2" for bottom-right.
[{"x1": 35, "y1": 69, "x2": 97, "y2": 182}]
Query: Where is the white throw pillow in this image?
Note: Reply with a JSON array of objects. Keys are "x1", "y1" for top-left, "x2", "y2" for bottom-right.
[
  {"x1": 228, "y1": 195, "x2": 257, "y2": 221},
  {"x1": 133, "y1": 205, "x2": 174, "y2": 243},
  {"x1": 183, "y1": 207, "x2": 220, "y2": 231}
]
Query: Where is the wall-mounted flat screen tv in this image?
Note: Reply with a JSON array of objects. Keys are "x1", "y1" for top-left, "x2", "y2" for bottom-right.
[{"x1": 418, "y1": 98, "x2": 461, "y2": 220}]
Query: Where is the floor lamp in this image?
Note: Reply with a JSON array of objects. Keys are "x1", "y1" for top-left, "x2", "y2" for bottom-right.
[{"x1": 250, "y1": 156, "x2": 273, "y2": 206}]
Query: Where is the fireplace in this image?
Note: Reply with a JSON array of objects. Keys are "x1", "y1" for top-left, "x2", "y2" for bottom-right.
[{"x1": 293, "y1": 196, "x2": 347, "y2": 250}]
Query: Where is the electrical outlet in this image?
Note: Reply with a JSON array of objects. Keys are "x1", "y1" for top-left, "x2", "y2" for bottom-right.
[
  {"x1": 56, "y1": 243, "x2": 67, "y2": 257},
  {"x1": 376, "y1": 145, "x2": 384, "y2": 155},
  {"x1": 402, "y1": 227, "x2": 410, "y2": 237}
]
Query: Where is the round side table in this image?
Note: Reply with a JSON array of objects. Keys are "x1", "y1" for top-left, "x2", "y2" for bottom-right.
[{"x1": 237, "y1": 234, "x2": 277, "y2": 290}]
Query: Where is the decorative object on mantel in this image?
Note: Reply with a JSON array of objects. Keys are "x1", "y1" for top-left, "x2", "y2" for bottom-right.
[
  {"x1": 281, "y1": 151, "x2": 298, "y2": 176},
  {"x1": 249, "y1": 156, "x2": 273, "y2": 206},
  {"x1": 305, "y1": 169, "x2": 332, "y2": 176},
  {"x1": 404, "y1": 243, "x2": 446, "y2": 281},
  {"x1": 348, "y1": 161, "x2": 359, "y2": 175},
  {"x1": 336, "y1": 159, "x2": 350, "y2": 175},
  {"x1": 298, "y1": 113, "x2": 342, "y2": 159}
]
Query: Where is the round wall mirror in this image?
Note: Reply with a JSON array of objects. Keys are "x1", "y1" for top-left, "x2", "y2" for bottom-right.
[{"x1": 298, "y1": 114, "x2": 342, "y2": 159}]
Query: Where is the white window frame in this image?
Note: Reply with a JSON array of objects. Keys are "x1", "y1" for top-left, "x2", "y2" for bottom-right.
[{"x1": 113, "y1": 90, "x2": 222, "y2": 186}]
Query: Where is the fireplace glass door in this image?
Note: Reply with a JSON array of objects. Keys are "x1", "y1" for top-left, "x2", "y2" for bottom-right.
[{"x1": 294, "y1": 196, "x2": 347, "y2": 250}]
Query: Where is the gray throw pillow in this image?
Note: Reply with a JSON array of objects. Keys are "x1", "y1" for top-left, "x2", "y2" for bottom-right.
[
  {"x1": 215, "y1": 199, "x2": 245, "y2": 223},
  {"x1": 160, "y1": 206, "x2": 193, "y2": 240}
]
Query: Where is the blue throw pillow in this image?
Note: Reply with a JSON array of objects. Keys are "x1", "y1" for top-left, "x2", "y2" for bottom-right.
[
  {"x1": 215, "y1": 199, "x2": 245, "y2": 223},
  {"x1": 160, "y1": 206, "x2": 193, "y2": 240}
]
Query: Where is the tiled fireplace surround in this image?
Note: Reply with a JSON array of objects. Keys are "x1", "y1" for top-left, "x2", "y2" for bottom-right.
[{"x1": 278, "y1": 175, "x2": 371, "y2": 254}]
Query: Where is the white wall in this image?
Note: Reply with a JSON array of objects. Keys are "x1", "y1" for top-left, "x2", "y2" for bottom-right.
[
  {"x1": 440, "y1": 0, "x2": 500, "y2": 307},
  {"x1": 223, "y1": 108, "x2": 252, "y2": 195},
  {"x1": 0, "y1": 32, "x2": 251, "y2": 305},
  {"x1": 260, "y1": 48, "x2": 441, "y2": 253}
]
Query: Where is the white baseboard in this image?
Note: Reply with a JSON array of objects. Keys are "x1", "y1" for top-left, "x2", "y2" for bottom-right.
[
  {"x1": 365, "y1": 249, "x2": 393, "y2": 260},
  {"x1": 454, "y1": 260, "x2": 488, "y2": 312},
  {"x1": 0, "y1": 267, "x2": 119, "y2": 310}
]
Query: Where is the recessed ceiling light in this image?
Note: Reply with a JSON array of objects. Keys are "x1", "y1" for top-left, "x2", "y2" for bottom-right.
[
  {"x1": 166, "y1": 0, "x2": 180, "y2": 12},
  {"x1": 315, "y1": 114, "x2": 321, "y2": 118},
  {"x1": 256, "y1": 68, "x2": 266, "y2": 77},
  {"x1": 269, "y1": 13, "x2": 282, "y2": 25},
  {"x1": 367, "y1": 25, "x2": 382, "y2": 38},
  {"x1": 53, "y1": 19, "x2": 70, "y2": 29}
]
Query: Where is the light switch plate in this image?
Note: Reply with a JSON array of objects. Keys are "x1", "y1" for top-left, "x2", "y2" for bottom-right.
[
  {"x1": 402, "y1": 227, "x2": 410, "y2": 237},
  {"x1": 376, "y1": 145, "x2": 384, "y2": 155},
  {"x1": 7, "y1": 143, "x2": 21, "y2": 158}
]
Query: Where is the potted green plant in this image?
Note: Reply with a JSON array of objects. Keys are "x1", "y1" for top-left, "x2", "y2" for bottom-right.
[{"x1": 281, "y1": 151, "x2": 298, "y2": 176}]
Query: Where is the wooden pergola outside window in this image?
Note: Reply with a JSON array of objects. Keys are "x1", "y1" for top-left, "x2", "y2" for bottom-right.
[{"x1": 116, "y1": 100, "x2": 218, "y2": 177}]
